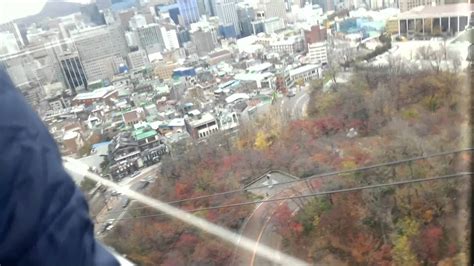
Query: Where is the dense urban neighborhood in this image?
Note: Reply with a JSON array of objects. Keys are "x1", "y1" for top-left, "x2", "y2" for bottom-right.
[{"x1": 1, "y1": 0, "x2": 473, "y2": 264}]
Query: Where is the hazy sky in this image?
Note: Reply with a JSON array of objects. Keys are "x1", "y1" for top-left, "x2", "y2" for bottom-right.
[{"x1": 0, "y1": 0, "x2": 91, "y2": 24}]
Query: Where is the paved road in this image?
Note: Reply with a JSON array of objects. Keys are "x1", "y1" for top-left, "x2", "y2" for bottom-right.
[
  {"x1": 233, "y1": 179, "x2": 316, "y2": 266},
  {"x1": 277, "y1": 88, "x2": 310, "y2": 120},
  {"x1": 95, "y1": 163, "x2": 160, "y2": 237}
]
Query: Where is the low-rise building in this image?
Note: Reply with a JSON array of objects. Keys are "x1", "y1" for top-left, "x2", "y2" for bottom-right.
[
  {"x1": 107, "y1": 132, "x2": 141, "y2": 180},
  {"x1": 72, "y1": 86, "x2": 118, "y2": 106},
  {"x1": 308, "y1": 41, "x2": 328, "y2": 65},
  {"x1": 185, "y1": 113, "x2": 219, "y2": 140},
  {"x1": 122, "y1": 108, "x2": 146, "y2": 127},
  {"x1": 270, "y1": 37, "x2": 305, "y2": 55},
  {"x1": 234, "y1": 72, "x2": 275, "y2": 89},
  {"x1": 396, "y1": 3, "x2": 473, "y2": 39},
  {"x1": 154, "y1": 61, "x2": 180, "y2": 80},
  {"x1": 63, "y1": 130, "x2": 85, "y2": 155},
  {"x1": 289, "y1": 64, "x2": 320, "y2": 82}
]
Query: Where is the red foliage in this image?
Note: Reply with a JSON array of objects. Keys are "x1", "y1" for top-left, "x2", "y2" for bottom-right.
[
  {"x1": 162, "y1": 252, "x2": 186, "y2": 266},
  {"x1": 414, "y1": 225, "x2": 444, "y2": 264},
  {"x1": 371, "y1": 244, "x2": 393, "y2": 266},
  {"x1": 176, "y1": 233, "x2": 199, "y2": 250},
  {"x1": 206, "y1": 210, "x2": 219, "y2": 223},
  {"x1": 348, "y1": 232, "x2": 379, "y2": 263},
  {"x1": 289, "y1": 117, "x2": 344, "y2": 138},
  {"x1": 175, "y1": 182, "x2": 192, "y2": 199},
  {"x1": 272, "y1": 203, "x2": 303, "y2": 239}
]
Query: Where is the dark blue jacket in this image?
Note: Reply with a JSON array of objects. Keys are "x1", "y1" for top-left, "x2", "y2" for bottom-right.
[{"x1": 0, "y1": 71, "x2": 119, "y2": 266}]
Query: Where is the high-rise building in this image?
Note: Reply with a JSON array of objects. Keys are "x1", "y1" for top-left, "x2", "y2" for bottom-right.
[
  {"x1": 0, "y1": 22, "x2": 24, "y2": 48},
  {"x1": 205, "y1": 0, "x2": 218, "y2": 16},
  {"x1": 80, "y1": 4, "x2": 106, "y2": 26},
  {"x1": 177, "y1": 0, "x2": 200, "y2": 26},
  {"x1": 237, "y1": 3, "x2": 255, "y2": 37},
  {"x1": 215, "y1": 0, "x2": 240, "y2": 36},
  {"x1": 190, "y1": 27, "x2": 218, "y2": 56},
  {"x1": 196, "y1": 0, "x2": 208, "y2": 16},
  {"x1": 136, "y1": 23, "x2": 165, "y2": 54},
  {"x1": 263, "y1": 17, "x2": 285, "y2": 34},
  {"x1": 0, "y1": 32, "x2": 20, "y2": 55},
  {"x1": 96, "y1": 0, "x2": 112, "y2": 10},
  {"x1": 161, "y1": 25, "x2": 180, "y2": 50},
  {"x1": 177, "y1": 28, "x2": 191, "y2": 45},
  {"x1": 261, "y1": 0, "x2": 286, "y2": 20},
  {"x1": 127, "y1": 50, "x2": 149, "y2": 69},
  {"x1": 73, "y1": 25, "x2": 128, "y2": 82},
  {"x1": 58, "y1": 52, "x2": 87, "y2": 95}
]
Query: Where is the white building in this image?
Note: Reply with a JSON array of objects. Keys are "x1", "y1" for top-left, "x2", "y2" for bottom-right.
[
  {"x1": 160, "y1": 26, "x2": 180, "y2": 51},
  {"x1": 289, "y1": 64, "x2": 320, "y2": 82},
  {"x1": 215, "y1": 0, "x2": 241, "y2": 36},
  {"x1": 270, "y1": 37, "x2": 305, "y2": 55},
  {"x1": 127, "y1": 50, "x2": 149, "y2": 69},
  {"x1": 125, "y1": 31, "x2": 140, "y2": 48},
  {"x1": 0, "y1": 31, "x2": 20, "y2": 55},
  {"x1": 308, "y1": 41, "x2": 328, "y2": 65},
  {"x1": 0, "y1": 21, "x2": 24, "y2": 48},
  {"x1": 263, "y1": 17, "x2": 285, "y2": 34},
  {"x1": 234, "y1": 72, "x2": 275, "y2": 89}
]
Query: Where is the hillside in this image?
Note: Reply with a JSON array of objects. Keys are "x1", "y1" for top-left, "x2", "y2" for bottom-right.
[
  {"x1": 15, "y1": 0, "x2": 83, "y2": 26},
  {"x1": 104, "y1": 58, "x2": 471, "y2": 265}
]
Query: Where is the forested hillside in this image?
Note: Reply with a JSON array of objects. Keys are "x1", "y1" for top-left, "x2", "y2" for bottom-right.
[{"x1": 104, "y1": 60, "x2": 471, "y2": 265}]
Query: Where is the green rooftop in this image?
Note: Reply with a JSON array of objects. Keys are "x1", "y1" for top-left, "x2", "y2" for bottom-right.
[{"x1": 133, "y1": 128, "x2": 157, "y2": 141}]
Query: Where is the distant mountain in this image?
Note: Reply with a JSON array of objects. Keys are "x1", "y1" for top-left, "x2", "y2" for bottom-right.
[{"x1": 15, "y1": 0, "x2": 84, "y2": 26}]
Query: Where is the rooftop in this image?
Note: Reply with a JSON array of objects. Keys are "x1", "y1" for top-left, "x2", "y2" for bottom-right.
[
  {"x1": 226, "y1": 93, "x2": 250, "y2": 104},
  {"x1": 289, "y1": 64, "x2": 319, "y2": 76},
  {"x1": 188, "y1": 113, "x2": 216, "y2": 127},
  {"x1": 235, "y1": 72, "x2": 274, "y2": 82},
  {"x1": 398, "y1": 3, "x2": 474, "y2": 19},
  {"x1": 133, "y1": 128, "x2": 157, "y2": 141},
  {"x1": 73, "y1": 86, "x2": 116, "y2": 101}
]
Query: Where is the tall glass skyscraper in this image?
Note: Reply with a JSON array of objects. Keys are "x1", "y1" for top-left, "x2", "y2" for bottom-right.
[{"x1": 177, "y1": 0, "x2": 200, "y2": 26}]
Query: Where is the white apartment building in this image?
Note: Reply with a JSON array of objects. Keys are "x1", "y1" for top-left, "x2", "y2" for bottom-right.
[
  {"x1": 308, "y1": 41, "x2": 328, "y2": 65},
  {"x1": 160, "y1": 26, "x2": 180, "y2": 51}
]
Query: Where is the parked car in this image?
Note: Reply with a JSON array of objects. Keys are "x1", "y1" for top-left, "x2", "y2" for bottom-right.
[
  {"x1": 131, "y1": 171, "x2": 141, "y2": 177},
  {"x1": 121, "y1": 196, "x2": 131, "y2": 208},
  {"x1": 141, "y1": 176, "x2": 155, "y2": 183}
]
